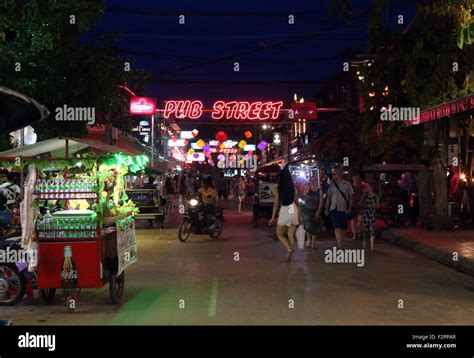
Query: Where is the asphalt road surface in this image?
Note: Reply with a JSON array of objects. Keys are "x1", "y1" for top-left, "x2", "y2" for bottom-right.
[{"x1": 3, "y1": 201, "x2": 474, "y2": 325}]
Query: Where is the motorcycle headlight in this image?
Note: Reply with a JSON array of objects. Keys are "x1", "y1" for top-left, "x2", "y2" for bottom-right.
[{"x1": 189, "y1": 199, "x2": 198, "y2": 207}]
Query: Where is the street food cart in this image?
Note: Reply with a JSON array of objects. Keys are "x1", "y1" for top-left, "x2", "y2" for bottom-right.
[
  {"x1": 125, "y1": 169, "x2": 166, "y2": 228},
  {"x1": 0, "y1": 141, "x2": 147, "y2": 312}
]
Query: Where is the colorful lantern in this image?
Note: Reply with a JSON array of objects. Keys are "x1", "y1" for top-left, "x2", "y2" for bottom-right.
[
  {"x1": 257, "y1": 140, "x2": 268, "y2": 151},
  {"x1": 238, "y1": 140, "x2": 247, "y2": 149},
  {"x1": 188, "y1": 148, "x2": 195, "y2": 155},
  {"x1": 192, "y1": 129, "x2": 199, "y2": 137},
  {"x1": 216, "y1": 131, "x2": 228, "y2": 143},
  {"x1": 196, "y1": 139, "x2": 205, "y2": 148},
  {"x1": 244, "y1": 131, "x2": 252, "y2": 139}
]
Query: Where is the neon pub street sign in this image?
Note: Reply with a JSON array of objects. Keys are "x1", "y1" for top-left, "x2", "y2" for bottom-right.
[{"x1": 163, "y1": 100, "x2": 283, "y2": 120}]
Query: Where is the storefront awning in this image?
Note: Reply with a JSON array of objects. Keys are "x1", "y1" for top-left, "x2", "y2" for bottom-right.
[{"x1": 0, "y1": 137, "x2": 132, "y2": 158}]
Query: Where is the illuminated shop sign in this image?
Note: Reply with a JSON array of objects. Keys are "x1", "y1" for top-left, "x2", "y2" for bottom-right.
[
  {"x1": 163, "y1": 100, "x2": 283, "y2": 120},
  {"x1": 290, "y1": 102, "x2": 317, "y2": 120},
  {"x1": 180, "y1": 131, "x2": 195, "y2": 139},
  {"x1": 168, "y1": 139, "x2": 187, "y2": 147},
  {"x1": 130, "y1": 97, "x2": 157, "y2": 115}
]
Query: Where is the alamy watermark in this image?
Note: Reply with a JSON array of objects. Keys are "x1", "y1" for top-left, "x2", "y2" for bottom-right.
[
  {"x1": 55, "y1": 104, "x2": 95, "y2": 125},
  {"x1": 0, "y1": 248, "x2": 38, "y2": 266},
  {"x1": 18, "y1": 332, "x2": 56, "y2": 352},
  {"x1": 217, "y1": 153, "x2": 257, "y2": 172},
  {"x1": 380, "y1": 104, "x2": 420, "y2": 124},
  {"x1": 324, "y1": 247, "x2": 365, "y2": 267}
]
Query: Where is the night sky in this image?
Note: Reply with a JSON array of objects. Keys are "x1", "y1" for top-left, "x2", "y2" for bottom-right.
[{"x1": 87, "y1": 0, "x2": 416, "y2": 106}]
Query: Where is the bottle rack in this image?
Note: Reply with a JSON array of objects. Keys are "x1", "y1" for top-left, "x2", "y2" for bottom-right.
[
  {"x1": 33, "y1": 192, "x2": 98, "y2": 200},
  {"x1": 35, "y1": 178, "x2": 100, "y2": 241},
  {"x1": 37, "y1": 229, "x2": 99, "y2": 241}
]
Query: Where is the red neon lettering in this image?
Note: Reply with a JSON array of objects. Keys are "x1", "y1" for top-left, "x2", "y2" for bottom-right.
[
  {"x1": 259, "y1": 102, "x2": 272, "y2": 120},
  {"x1": 163, "y1": 101, "x2": 177, "y2": 119},
  {"x1": 166, "y1": 100, "x2": 283, "y2": 120},
  {"x1": 224, "y1": 101, "x2": 238, "y2": 119},
  {"x1": 247, "y1": 102, "x2": 262, "y2": 120},
  {"x1": 176, "y1": 100, "x2": 191, "y2": 118},
  {"x1": 212, "y1": 101, "x2": 226, "y2": 120},
  {"x1": 270, "y1": 101, "x2": 283, "y2": 119},
  {"x1": 189, "y1": 100, "x2": 203, "y2": 119},
  {"x1": 235, "y1": 102, "x2": 250, "y2": 119}
]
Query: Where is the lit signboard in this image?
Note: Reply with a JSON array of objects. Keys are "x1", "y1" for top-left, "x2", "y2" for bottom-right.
[
  {"x1": 130, "y1": 97, "x2": 157, "y2": 115},
  {"x1": 180, "y1": 131, "x2": 195, "y2": 139},
  {"x1": 163, "y1": 100, "x2": 283, "y2": 120},
  {"x1": 273, "y1": 132, "x2": 281, "y2": 145},
  {"x1": 290, "y1": 102, "x2": 317, "y2": 120},
  {"x1": 168, "y1": 139, "x2": 187, "y2": 147}
]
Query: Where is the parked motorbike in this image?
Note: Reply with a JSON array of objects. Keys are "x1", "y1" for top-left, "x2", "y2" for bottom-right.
[
  {"x1": 178, "y1": 199, "x2": 224, "y2": 242},
  {"x1": 0, "y1": 238, "x2": 33, "y2": 306}
]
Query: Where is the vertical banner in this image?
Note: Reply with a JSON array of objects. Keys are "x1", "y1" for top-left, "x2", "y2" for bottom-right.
[{"x1": 116, "y1": 219, "x2": 138, "y2": 275}]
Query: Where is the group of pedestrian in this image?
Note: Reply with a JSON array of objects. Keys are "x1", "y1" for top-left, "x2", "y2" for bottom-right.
[
  {"x1": 162, "y1": 172, "x2": 200, "y2": 213},
  {"x1": 270, "y1": 164, "x2": 380, "y2": 262}
]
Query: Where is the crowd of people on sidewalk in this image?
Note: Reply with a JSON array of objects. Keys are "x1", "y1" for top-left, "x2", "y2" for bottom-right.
[{"x1": 270, "y1": 164, "x2": 380, "y2": 261}]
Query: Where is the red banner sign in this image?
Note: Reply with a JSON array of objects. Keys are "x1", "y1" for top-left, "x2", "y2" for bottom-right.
[
  {"x1": 130, "y1": 97, "x2": 157, "y2": 115},
  {"x1": 291, "y1": 102, "x2": 317, "y2": 120},
  {"x1": 405, "y1": 94, "x2": 474, "y2": 127}
]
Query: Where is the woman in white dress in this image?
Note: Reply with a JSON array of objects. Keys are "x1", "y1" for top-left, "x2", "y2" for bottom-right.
[{"x1": 269, "y1": 166, "x2": 302, "y2": 262}]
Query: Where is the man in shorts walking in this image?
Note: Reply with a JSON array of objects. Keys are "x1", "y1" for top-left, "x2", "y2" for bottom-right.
[{"x1": 325, "y1": 166, "x2": 354, "y2": 249}]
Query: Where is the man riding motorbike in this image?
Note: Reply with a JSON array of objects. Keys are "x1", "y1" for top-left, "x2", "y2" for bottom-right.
[{"x1": 196, "y1": 177, "x2": 218, "y2": 228}]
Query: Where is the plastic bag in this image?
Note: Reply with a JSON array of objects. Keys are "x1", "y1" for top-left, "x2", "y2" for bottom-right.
[{"x1": 296, "y1": 225, "x2": 306, "y2": 249}]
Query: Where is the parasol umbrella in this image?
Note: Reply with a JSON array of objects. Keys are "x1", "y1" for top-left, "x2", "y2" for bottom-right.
[{"x1": 0, "y1": 85, "x2": 49, "y2": 133}]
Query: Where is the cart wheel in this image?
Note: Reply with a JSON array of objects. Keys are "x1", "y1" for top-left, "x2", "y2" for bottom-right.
[
  {"x1": 65, "y1": 293, "x2": 76, "y2": 313},
  {"x1": 109, "y1": 271, "x2": 125, "y2": 304},
  {"x1": 38, "y1": 288, "x2": 56, "y2": 305}
]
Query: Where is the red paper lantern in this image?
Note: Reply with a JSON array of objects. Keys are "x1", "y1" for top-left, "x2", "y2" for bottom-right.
[
  {"x1": 215, "y1": 131, "x2": 228, "y2": 143},
  {"x1": 244, "y1": 131, "x2": 252, "y2": 139}
]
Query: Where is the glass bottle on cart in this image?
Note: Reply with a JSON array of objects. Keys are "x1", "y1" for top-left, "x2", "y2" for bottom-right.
[{"x1": 60, "y1": 246, "x2": 78, "y2": 289}]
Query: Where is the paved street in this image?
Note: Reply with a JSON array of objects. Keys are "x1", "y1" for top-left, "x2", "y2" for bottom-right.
[{"x1": 3, "y1": 201, "x2": 474, "y2": 325}]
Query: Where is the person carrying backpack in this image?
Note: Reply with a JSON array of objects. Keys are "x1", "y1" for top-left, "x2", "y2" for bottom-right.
[{"x1": 0, "y1": 172, "x2": 21, "y2": 211}]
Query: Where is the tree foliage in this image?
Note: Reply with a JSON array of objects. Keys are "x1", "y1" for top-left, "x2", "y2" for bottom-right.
[
  {"x1": 358, "y1": 0, "x2": 473, "y2": 157},
  {"x1": 0, "y1": 0, "x2": 149, "y2": 144}
]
